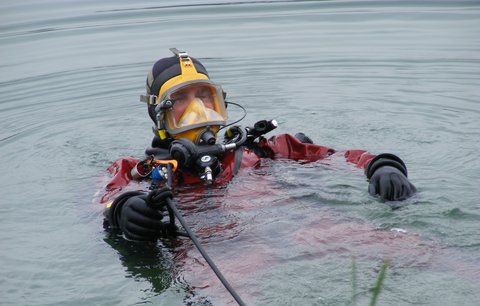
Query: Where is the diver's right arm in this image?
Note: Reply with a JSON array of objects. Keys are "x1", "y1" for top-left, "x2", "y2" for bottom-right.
[{"x1": 103, "y1": 188, "x2": 173, "y2": 241}]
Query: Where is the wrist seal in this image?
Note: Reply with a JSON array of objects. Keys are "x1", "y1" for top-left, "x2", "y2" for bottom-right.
[{"x1": 365, "y1": 153, "x2": 408, "y2": 179}]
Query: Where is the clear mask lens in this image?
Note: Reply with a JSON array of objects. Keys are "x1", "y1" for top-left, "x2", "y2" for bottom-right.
[{"x1": 162, "y1": 82, "x2": 227, "y2": 135}]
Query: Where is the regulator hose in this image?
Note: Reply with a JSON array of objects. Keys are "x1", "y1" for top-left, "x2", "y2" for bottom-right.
[{"x1": 163, "y1": 163, "x2": 246, "y2": 306}]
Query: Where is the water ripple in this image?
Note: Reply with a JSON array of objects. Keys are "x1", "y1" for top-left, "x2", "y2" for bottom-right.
[{"x1": 2, "y1": 0, "x2": 480, "y2": 305}]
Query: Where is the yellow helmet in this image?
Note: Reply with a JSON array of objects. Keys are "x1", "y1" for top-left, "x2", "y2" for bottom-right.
[{"x1": 141, "y1": 48, "x2": 228, "y2": 145}]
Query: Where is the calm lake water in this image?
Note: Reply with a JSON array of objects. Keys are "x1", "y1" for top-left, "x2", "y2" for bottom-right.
[{"x1": 1, "y1": 0, "x2": 480, "y2": 305}]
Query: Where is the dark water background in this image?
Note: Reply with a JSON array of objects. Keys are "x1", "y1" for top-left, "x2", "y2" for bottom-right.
[{"x1": 1, "y1": 1, "x2": 479, "y2": 305}]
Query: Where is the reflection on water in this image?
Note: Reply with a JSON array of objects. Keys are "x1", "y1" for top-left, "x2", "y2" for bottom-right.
[{"x1": 1, "y1": 0, "x2": 479, "y2": 305}]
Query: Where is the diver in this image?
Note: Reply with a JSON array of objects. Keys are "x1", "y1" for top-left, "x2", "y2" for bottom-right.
[{"x1": 102, "y1": 48, "x2": 417, "y2": 241}]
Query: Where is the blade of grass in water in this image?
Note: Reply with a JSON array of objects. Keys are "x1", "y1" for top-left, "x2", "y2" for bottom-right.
[
  {"x1": 351, "y1": 256, "x2": 358, "y2": 306},
  {"x1": 370, "y1": 259, "x2": 390, "y2": 306}
]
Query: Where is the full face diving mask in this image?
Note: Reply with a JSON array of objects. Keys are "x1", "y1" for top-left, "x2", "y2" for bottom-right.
[{"x1": 159, "y1": 81, "x2": 228, "y2": 144}]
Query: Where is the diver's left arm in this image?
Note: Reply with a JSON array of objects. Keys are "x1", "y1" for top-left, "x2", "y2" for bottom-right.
[
  {"x1": 257, "y1": 133, "x2": 416, "y2": 201},
  {"x1": 343, "y1": 150, "x2": 416, "y2": 201},
  {"x1": 364, "y1": 153, "x2": 417, "y2": 201}
]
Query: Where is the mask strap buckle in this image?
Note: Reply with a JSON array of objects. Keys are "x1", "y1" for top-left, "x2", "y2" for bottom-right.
[
  {"x1": 140, "y1": 94, "x2": 157, "y2": 105},
  {"x1": 170, "y1": 48, "x2": 191, "y2": 64},
  {"x1": 170, "y1": 48, "x2": 189, "y2": 59}
]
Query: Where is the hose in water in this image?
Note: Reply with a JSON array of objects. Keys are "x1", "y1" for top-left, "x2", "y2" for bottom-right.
[{"x1": 164, "y1": 164, "x2": 246, "y2": 306}]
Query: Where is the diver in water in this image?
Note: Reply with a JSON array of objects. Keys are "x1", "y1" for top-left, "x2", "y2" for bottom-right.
[{"x1": 102, "y1": 48, "x2": 416, "y2": 241}]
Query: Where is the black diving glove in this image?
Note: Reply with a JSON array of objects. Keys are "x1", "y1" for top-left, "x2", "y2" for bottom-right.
[
  {"x1": 105, "y1": 188, "x2": 174, "y2": 241},
  {"x1": 366, "y1": 153, "x2": 416, "y2": 201}
]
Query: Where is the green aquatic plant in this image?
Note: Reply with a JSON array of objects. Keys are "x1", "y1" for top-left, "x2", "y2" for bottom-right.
[
  {"x1": 370, "y1": 258, "x2": 389, "y2": 306},
  {"x1": 351, "y1": 257, "x2": 390, "y2": 306},
  {"x1": 351, "y1": 257, "x2": 358, "y2": 306}
]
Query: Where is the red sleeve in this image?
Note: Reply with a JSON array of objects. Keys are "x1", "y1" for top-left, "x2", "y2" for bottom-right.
[
  {"x1": 343, "y1": 150, "x2": 376, "y2": 170},
  {"x1": 257, "y1": 133, "x2": 375, "y2": 169},
  {"x1": 99, "y1": 157, "x2": 139, "y2": 204},
  {"x1": 257, "y1": 133, "x2": 335, "y2": 161}
]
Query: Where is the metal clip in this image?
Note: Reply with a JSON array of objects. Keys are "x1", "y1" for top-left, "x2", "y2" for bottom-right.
[
  {"x1": 169, "y1": 48, "x2": 189, "y2": 61},
  {"x1": 202, "y1": 166, "x2": 213, "y2": 185},
  {"x1": 140, "y1": 94, "x2": 157, "y2": 105}
]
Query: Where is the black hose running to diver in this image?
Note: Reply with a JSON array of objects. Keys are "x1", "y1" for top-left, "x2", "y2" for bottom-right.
[{"x1": 164, "y1": 164, "x2": 246, "y2": 306}]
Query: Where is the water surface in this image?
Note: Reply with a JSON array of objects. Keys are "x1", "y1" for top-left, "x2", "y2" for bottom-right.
[{"x1": 1, "y1": 1, "x2": 479, "y2": 305}]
